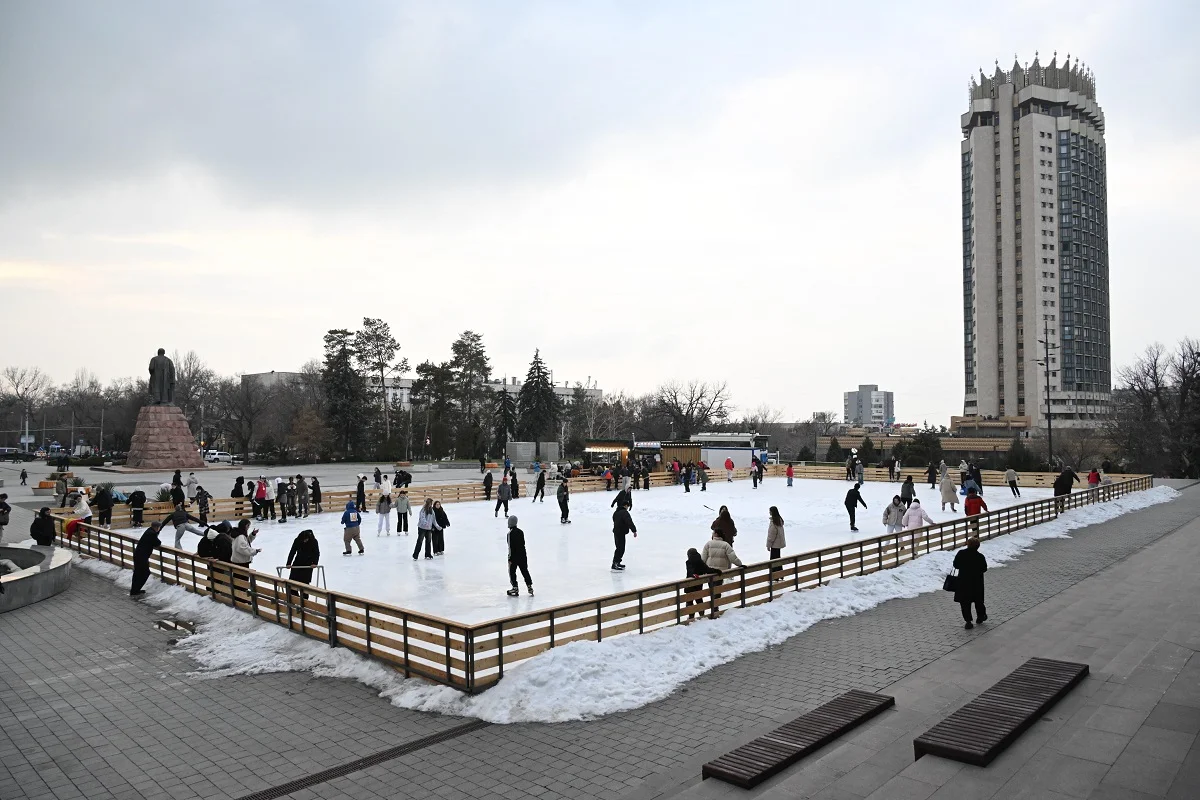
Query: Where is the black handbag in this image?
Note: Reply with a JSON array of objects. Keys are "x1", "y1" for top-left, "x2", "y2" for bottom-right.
[{"x1": 942, "y1": 571, "x2": 958, "y2": 592}]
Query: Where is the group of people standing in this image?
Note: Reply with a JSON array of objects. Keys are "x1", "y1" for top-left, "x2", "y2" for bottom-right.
[{"x1": 230, "y1": 474, "x2": 322, "y2": 523}]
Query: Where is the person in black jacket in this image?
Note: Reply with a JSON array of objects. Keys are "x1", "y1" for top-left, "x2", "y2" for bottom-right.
[
  {"x1": 162, "y1": 504, "x2": 206, "y2": 549},
  {"x1": 356, "y1": 476, "x2": 367, "y2": 513},
  {"x1": 311, "y1": 477, "x2": 323, "y2": 513},
  {"x1": 93, "y1": 487, "x2": 115, "y2": 528},
  {"x1": 127, "y1": 489, "x2": 147, "y2": 526},
  {"x1": 685, "y1": 547, "x2": 721, "y2": 619},
  {"x1": 611, "y1": 503, "x2": 637, "y2": 571},
  {"x1": 0, "y1": 493, "x2": 10, "y2": 540},
  {"x1": 952, "y1": 537, "x2": 988, "y2": 629},
  {"x1": 287, "y1": 529, "x2": 320, "y2": 598},
  {"x1": 169, "y1": 484, "x2": 186, "y2": 508},
  {"x1": 432, "y1": 501, "x2": 450, "y2": 555},
  {"x1": 483, "y1": 471, "x2": 493, "y2": 501},
  {"x1": 505, "y1": 515, "x2": 533, "y2": 596},
  {"x1": 130, "y1": 522, "x2": 162, "y2": 596},
  {"x1": 969, "y1": 464, "x2": 984, "y2": 495},
  {"x1": 610, "y1": 487, "x2": 633, "y2": 511},
  {"x1": 845, "y1": 482, "x2": 867, "y2": 532},
  {"x1": 171, "y1": 470, "x2": 183, "y2": 490},
  {"x1": 533, "y1": 470, "x2": 546, "y2": 503},
  {"x1": 556, "y1": 478, "x2": 571, "y2": 524},
  {"x1": 212, "y1": 521, "x2": 238, "y2": 562},
  {"x1": 30, "y1": 508, "x2": 57, "y2": 547},
  {"x1": 1053, "y1": 466, "x2": 1080, "y2": 512}
]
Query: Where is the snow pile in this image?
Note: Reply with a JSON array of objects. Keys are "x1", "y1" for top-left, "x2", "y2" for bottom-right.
[{"x1": 76, "y1": 485, "x2": 1177, "y2": 723}]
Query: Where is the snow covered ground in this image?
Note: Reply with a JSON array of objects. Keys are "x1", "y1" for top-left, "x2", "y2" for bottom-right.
[
  {"x1": 78, "y1": 485, "x2": 1179, "y2": 722},
  {"x1": 130, "y1": 475, "x2": 1049, "y2": 623}
]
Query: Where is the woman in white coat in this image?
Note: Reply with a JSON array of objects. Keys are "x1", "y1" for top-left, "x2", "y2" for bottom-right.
[
  {"x1": 766, "y1": 506, "x2": 786, "y2": 579},
  {"x1": 940, "y1": 474, "x2": 959, "y2": 512},
  {"x1": 702, "y1": 531, "x2": 742, "y2": 616},
  {"x1": 902, "y1": 498, "x2": 935, "y2": 530}
]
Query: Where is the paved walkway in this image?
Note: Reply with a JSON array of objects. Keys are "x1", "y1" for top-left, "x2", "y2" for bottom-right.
[{"x1": 0, "y1": 484, "x2": 1196, "y2": 800}]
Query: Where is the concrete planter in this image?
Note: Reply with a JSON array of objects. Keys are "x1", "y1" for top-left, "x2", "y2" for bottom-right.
[{"x1": 0, "y1": 543, "x2": 73, "y2": 613}]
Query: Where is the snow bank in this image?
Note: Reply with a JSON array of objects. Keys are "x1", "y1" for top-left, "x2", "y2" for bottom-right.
[{"x1": 75, "y1": 485, "x2": 1177, "y2": 723}]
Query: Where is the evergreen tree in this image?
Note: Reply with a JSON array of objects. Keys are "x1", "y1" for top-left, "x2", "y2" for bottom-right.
[
  {"x1": 1006, "y1": 436, "x2": 1039, "y2": 472},
  {"x1": 858, "y1": 436, "x2": 878, "y2": 465},
  {"x1": 322, "y1": 329, "x2": 371, "y2": 455},
  {"x1": 492, "y1": 390, "x2": 518, "y2": 454},
  {"x1": 448, "y1": 331, "x2": 493, "y2": 458},
  {"x1": 353, "y1": 318, "x2": 407, "y2": 442},
  {"x1": 410, "y1": 360, "x2": 455, "y2": 459},
  {"x1": 825, "y1": 436, "x2": 844, "y2": 462},
  {"x1": 795, "y1": 445, "x2": 816, "y2": 462},
  {"x1": 516, "y1": 350, "x2": 560, "y2": 446}
]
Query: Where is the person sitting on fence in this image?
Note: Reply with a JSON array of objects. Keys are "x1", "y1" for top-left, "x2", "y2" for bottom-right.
[
  {"x1": 287, "y1": 529, "x2": 320, "y2": 599},
  {"x1": 231, "y1": 524, "x2": 261, "y2": 566},
  {"x1": 939, "y1": 474, "x2": 959, "y2": 513},
  {"x1": 127, "y1": 488, "x2": 147, "y2": 526},
  {"x1": 73, "y1": 493, "x2": 93, "y2": 526},
  {"x1": 30, "y1": 508, "x2": 57, "y2": 547},
  {"x1": 964, "y1": 487, "x2": 988, "y2": 534},
  {"x1": 883, "y1": 496, "x2": 905, "y2": 534},
  {"x1": 163, "y1": 504, "x2": 207, "y2": 549},
  {"x1": 130, "y1": 521, "x2": 162, "y2": 597},
  {"x1": 902, "y1": 498, "x2": 935, "y2": 530},
  {"x1": 685, "y1": 547, "x2": 721, "y2": 619}
]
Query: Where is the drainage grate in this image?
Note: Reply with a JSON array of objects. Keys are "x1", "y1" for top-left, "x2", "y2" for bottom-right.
[
  {"x1": 155, "y1": 619, "x2": 195, "y2": 633},
  {"x1": 236, "y1": 719, "x2": 490, "y2": 800}
]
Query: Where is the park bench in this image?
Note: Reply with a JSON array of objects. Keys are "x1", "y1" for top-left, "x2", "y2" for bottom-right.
[
  {"x1": 702, "y1": 690, "x2": 895, "y2": 788},
  {"x1": 913, "y1": 657, "x2": 1088, "y2": 766}
]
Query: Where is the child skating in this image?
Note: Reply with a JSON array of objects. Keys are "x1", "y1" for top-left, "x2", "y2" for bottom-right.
[{"x1": 505, "y1": 515, "x2": 533, "y2": 596}]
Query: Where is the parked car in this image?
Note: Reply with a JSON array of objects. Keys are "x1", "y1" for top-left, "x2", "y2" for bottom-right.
[
  {"x1": 204, "y1": 451, "x2": 234, "y2": 464},
  {"x1": 0, "y1": 448, "x2": 38, "y2": 463}
]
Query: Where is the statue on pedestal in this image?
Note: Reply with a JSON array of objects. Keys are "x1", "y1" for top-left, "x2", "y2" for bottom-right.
[{"x1": 148, "y1": 349, "x2": 176, "y2": 405}]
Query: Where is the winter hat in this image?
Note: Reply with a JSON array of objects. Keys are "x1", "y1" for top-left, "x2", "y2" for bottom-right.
[{"x1": 507, "y1": 515, "x2": 518, "y2": 528}]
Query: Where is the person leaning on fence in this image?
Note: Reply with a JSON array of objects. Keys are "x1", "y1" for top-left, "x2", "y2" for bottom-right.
[
  {"x1": 340, "y1": 501, "x2": 365, "y2": 556},
  {"x1": 1053, "y1": 466, "x2": 1080, "y2": 512},
  {"x1": 287, "y1": 528, "x2": 320, "y2": 599},
  {"x1": 685, "y1": 547, "x2": 721, "y2": 618},
  {"x1": 952, "y1": 536, "x2": 988, "y2": 629},
  {"x1": 130, "y1": 521, "x2": 162, "y2": 597},
  {"x1": 30, "y1": 508, "x2": 56, "y2": 547},
  {"x1": 702, "y1": 531, "x2": 742, "y2": 615},
  {"x1": 231, "y1": 524, "x2": 261, "y2": 566},
  {"x1": 73, "y1": 493, "x2": 93, "y2": 526}
]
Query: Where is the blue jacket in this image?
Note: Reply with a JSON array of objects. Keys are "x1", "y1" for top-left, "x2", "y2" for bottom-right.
[{"x1": 340, "y1": 501, "x2": 362, "y2": 528}]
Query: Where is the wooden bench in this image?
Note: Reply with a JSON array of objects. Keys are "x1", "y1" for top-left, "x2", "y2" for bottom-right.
[
  {"x1": 702, "y1": 690, "x2": 895, "y2": 788},
  {"x1": 913, "y1": 657, "x2": 1088, "y2": 766}
]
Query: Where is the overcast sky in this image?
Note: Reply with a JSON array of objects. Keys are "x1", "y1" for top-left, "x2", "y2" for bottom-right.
[{"x1": 2, "y1": 0, "x2": 1196, "y2": 424}]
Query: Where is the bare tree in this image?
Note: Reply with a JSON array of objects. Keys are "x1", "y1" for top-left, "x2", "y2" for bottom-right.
[
  {"x1": 1055, "y1": 428, "x2": 1107, "y2": 471},
  {"x1": 213, "y1": 376, "x2": 278, "y2": 458},
  {"x1": 653, "y1": 381, "x2": 731, "y2": 439},
  {"x1": 171, "y1": 350, "x2": 217, "y2": 433},
  {"x1": 1106, "y1": 339, "x2": 1200, "y2": 477},
  {"x1": 740, "y1": 403, "x2": 783, "y2": 431},
  {"x1": 1, "y1": 366, "x2": 52, "y2": 449}
]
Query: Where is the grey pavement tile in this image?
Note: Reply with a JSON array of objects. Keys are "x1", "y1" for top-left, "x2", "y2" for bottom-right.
[
  {"x1": 1125, "y1": 725, "x2": 1196, "y2": 764},
  {"x1": 898, "y1": 755, "x2": 963, "y2": 787},
  {"x1": 927, "y1": 768, "x2": 1008, "y2": 800},
  {"x1": 1048, "y1": 726, "x2": 1132, "y2": 764},
  {"x1": 1145, "y1": 703, "x2": 1200, "y2": 735},
  {"x1": 862, "y1": 775, "x2": 938, "y2": 800},
  {"x1": 1102, "y1": 751, "x2": 1182, "y2": 797},
  {"x1": 1083, "y1": 704, "x2": 1153, "y2": 736}
]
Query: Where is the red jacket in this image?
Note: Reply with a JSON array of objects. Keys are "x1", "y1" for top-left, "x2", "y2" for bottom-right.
[
  {"x1": 724, "y1": 458, "x2": 735, "y2": 471},
  {"x1": 964, "y1": 495, "x2": 987, "y2": 516},
  {"x1": 786, "y1": 465, "x2": 794, "y2": 478}
]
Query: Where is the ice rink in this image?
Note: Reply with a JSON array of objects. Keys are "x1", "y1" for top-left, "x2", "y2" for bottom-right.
[{"x1": 156, "y1": 475, "x2": 1051, "y2": 623}]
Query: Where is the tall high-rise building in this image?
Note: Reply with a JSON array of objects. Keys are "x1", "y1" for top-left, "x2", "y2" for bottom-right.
[
  {"x1": 961, "y1": 53, "x2": 1110, "y2": 429},
  {"x1": 843, "y1": 384, "x2": 895, "y2": 428}
]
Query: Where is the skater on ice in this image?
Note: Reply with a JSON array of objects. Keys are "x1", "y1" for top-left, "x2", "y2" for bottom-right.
[
  {"x1": 844, "y1": 482, "x2": 867, "y2": 532},
  {"x1": 725, "y1": 457, "x2": 735, "y2": 482},
  {"x1": 940, "y1": 473, "x2": 959, "y2": 512},
  {"x1": 355, "y1": 475, "x2": 367, "y2": 513},
  {"x1": 495, "y1": 476, "x2": 511, "y2": 518},
  {"x1": 557, "y1": 478, "x2": 571, "y2": 524},
  {"x1": 926, "y1": 461, "x2": 938, "y2": 488},
  {"x1": 786, "y1": 462, "x2": 794, "y2": 487},
  {"x1": 611, "y1": 499, "x2": 637, "y2": 571},
  {"x1": 711, "y1": 505, "x2": 737, "y2": 544},
  {"x1": 902, "y1": 498, "x2": 934, "y2": 530},
  {"x1": 432, "y1": 500, "x2": 449, "y2": 555},
  {"x1": 611, "y1": 485, "x2": 633, "y2": 510},
  {"x1": 296, "y1": 474, "x2": 310, "y2": 517},
  {"x1": 395, "y1": 489, "x2": 411, "y2": 534},
  {"x1": 340, "y1": 501, "x2": 365, "y2": 555},
  {"x1": 483, "y1": 470, "x2": 493, "y2": 500},
  {"x1": 900, "y1": 475, "x2": 916, "y2": 508},
  {"x1": 414, "y1": 498, "x2": 439, "y2": 560},
  {"x1": 533, "y1": 469, "x2": 546, "y2": 503},
  {"x1": 376, "y1": 492, "x2": 392, "y2": 536},
  {"x1": 505, "y1": 515, "x2": 533, "y2": 597},
  {"x1": 231, "y1": 523, "x2": 262, "y2": 566},
  {"x1": 311, "y1": 477, "x2": 323, "y2": 513},
  {"x1": 162, "y1": 503, "x2": 205, "y2": 549},
  {"x1": 1005, "y1": 467, "x2": 1020, "y2": 497},
  {"x1": 882, "y1": 496, "x2": 905, "y2": 534}
]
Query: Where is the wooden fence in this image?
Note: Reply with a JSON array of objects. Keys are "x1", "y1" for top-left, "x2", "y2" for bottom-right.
[{"x1": 52, "y1": 474, "x2": 1153, "y2": 693}]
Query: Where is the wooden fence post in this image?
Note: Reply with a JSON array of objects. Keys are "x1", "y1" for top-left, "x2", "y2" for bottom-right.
[{"x1": 326, "y1": 594, "x2": 338, "y2": 647}]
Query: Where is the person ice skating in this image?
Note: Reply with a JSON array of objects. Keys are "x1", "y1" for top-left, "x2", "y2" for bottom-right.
[
  {"x1": 750, "y1": 460, "x2": 758, "y2": 489},
  {"x1": 231, "y1": 523, "x2": 261, "y2": 566},
  {"x1": 903, "y1": 498, "x2": 934, "y2": 530},
  {"x1": 899, "y1": 475, "x2": 916, "y2": 508},
  {"x1": 286, "y1": 529, "x2": 320, "y2": 600},
  {"x1": 961, "y1": 475, "x2": 981, "y2": 496},
  {"x1": 195, "y1": 486, "x2": 212, "y2": 526},
  {"x1": 958, "y1": 460, "x2": 969, "y2": 488},
  {"x1": 275, "y1": 477, "x2": 288, "y2": 523},
  {"x1": 685, "y1": 547, "x2": 721, "y2": 618},
  {"x1": 711, "y1": 506, "x2": 737, "y2": 544},
  {"x1": 1087, "y1": 468, "x2": 1101, "y2": 488},
  {"x1": 969, "y1": 463, "x2": 984, "y2": 495},
  {"x1": 30, "y1": 507, "x2": 57, "y2": 547},
  {"x1": 483, "y1": 470, "x2": 493, "y2": 501},
  {"x1": 94, "y1": 485, "x2": 114, "y2": 529},
  {"x1": 185, "y1": 472, "x2": 199, "y2": 502},
  {"x1": 375, "y1": 492, "x2": 393, "y2": 536},
  {"x1": 373, "y1": 467, "x2": 382, "y2": 490},
  {"x1": 414, "y1": 498, "x2": 438, "y2": 560},
  {"x1": 311, "y1": 477, "x2": 322, "y2": 513},
  {"x1": 766, "y1": 506, "x2": 786, "y2": 578},
  {"x1": 611, "y1": 501, "x2": 637, "y2": 571},
  {"x1": 533, "y1": 470, "x2": 546, "y2": 503},
  {"x1": 504, "y1": 454, "x2": 512, "y2": 472},
  {"x1": 19, "y1": 469, "x2": 27, "y2": 486},
  {"x1": 130, "y1": 522, "x2": 162, "y2": 596},
  {"x1": 510, "y1": 472, "x2": 520, "y2": 499},
  {"x1": 698, "y1": 463, "x2": 709, "y2": 491},
  {"x1": 1005, "y1": 467, "x2": 1020, "y2": 497},
  {"x1": 952, "y1": 537, "x2": 987, "y2": 629},
  {"x1": 855, "y1": 459, "x2": 865, "y2": 485},
  {"x1": 172, "y1": 470, "x2": 183, "y2": 491},
  {"x1": 162, "y1": 503, "x2": 205, "y2": 549},
  {"x1": 939, "y1": 460, "x2": 949, "y2": 481},
  {"x1": 356, "y1": 475, "x2": 367, "y2": 513},
  {"x1": 845, "y1": 454, "x2": 855, "y2": 481},
  {"x1": 845, "y1": 482, "x2": 867, "y2": 532},
  {"x1": 394, "y1": 489, "x2": 411, "y2": 533},
  {"x1": 964, "y1": 487, "x2": 987, "y2": 534},
  {"x1": 169, "y1": 482, "x2": 186, "y2": 509},
  {"x1": 940, "y1": 474, "x2": 959, "y2": 512},
  {"x1": 603, "y1": 467, "x2": 613, "y2": 491},
  {"x1": 621, "y1": 468, "x2": 631, "y2": 492},
  {"x1": 432, "y1": 501, "x2": 449, "y2": 555},
  {"x1": 505, "y1": 515, "x2": 533, "y2": 596},
  {"x1": 610, "y1": 486, "x2": 633, "y2": 510},
  {"x1": 296, "y1": 475, "x2": 310, "y2": 517},
  {"x1": 725, "y1": 457, "x2": 735, "y2": 482},
  {"x1": 212, "y1": 521, "x2": 238, "y2": 562},
  {"x1": 557, "y1": 478, "x2": 571, "y2": 524},
  {"x1": 786, "y1": 462, "x2": 794, "y2": 487},
  {"x1": 256, "y1": 477, "x2": 273, "y2": 519},
  {"x1": 926, "y1": 462, "x2": 938, "y2": 488},
  {"x1": 642, "y1": 467, "x2": 650, "y2": 490},
  {"x1": 883, "y1": 496, "x2": 905, "y2": 534},
  {"x1": 286, "y1": 478, "x2": 298, "y2": 518},
  {"x1": 340, "y1": 501, "x2": 364, "y2": 555},
  {"x1": 495, "y1": 476, "x2": 511, "y2": 518}
]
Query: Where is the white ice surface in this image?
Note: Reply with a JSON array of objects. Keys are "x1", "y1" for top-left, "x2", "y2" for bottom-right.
[
  {"x1": 78, "y1": 485, "x2": 1178, "y2": 723},
  {"x1": 133, "y1": 476, "x2": 1051, "y2": 623}
]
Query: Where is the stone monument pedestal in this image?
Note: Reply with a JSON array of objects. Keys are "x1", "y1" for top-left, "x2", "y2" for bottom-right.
[{"x1": 127, "y1": 406, "x2": 206, "y2": 470}]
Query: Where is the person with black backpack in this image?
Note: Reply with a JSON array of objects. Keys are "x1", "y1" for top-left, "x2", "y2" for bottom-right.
[{"x1": 127, "y1": 488, "x2": 147, "y2": 526}]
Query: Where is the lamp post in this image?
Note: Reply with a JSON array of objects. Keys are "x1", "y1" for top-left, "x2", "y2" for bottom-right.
[{"x1": 1037, "y1": 315, "x2": 1060, "y2": 470}]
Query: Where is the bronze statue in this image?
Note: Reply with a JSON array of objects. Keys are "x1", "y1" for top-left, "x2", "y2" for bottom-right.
[{"x1": 148, "y1": 349, "x2": 176, "y2": 405}]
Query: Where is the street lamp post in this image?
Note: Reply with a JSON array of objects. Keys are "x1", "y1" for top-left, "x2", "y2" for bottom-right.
[{"x1": 1037, "y1": 315, "x2": 1060, "y2": 470}]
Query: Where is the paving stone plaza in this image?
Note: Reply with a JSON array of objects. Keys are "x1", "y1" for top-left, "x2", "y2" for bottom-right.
[{"x1": 1, "y1": 471, "x2": 1198, "y2": 800}]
